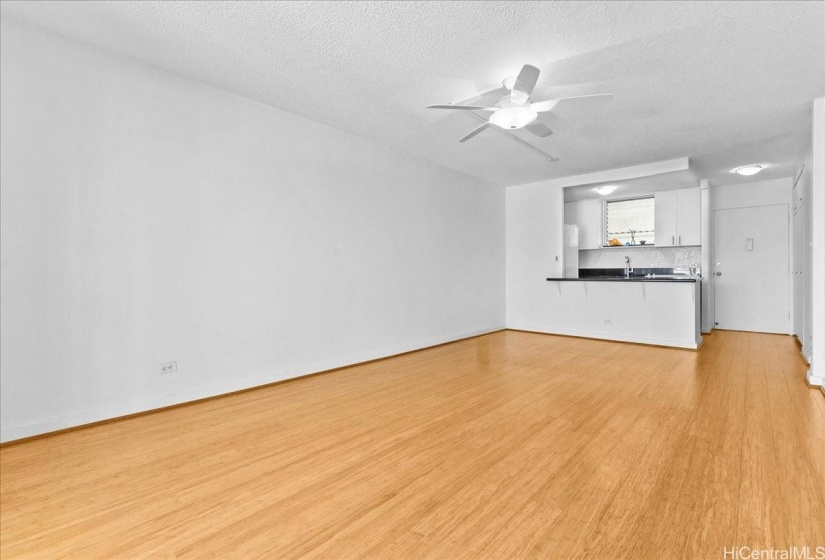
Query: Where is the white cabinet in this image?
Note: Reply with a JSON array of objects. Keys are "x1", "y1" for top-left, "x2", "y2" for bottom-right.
[
  {"x1": 654, "y1": 190, "x2": 677, "y2": 247},
  {"x1": 577, "y1": 199, "x2": 603, "y2": 249},
  {"x1": 676, "y1": 188, "x2": 700, "y2": 245},
  {"x1": 655, "y1": 187, "x2": 700, "y2": 246}
]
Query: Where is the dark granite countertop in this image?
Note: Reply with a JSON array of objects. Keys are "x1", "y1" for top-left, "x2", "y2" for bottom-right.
[
  {"x1": 547, "y1": 267, "x2": 698, "y2": 282},
  {"x1": 546, "y1": 276, "x2": 697, "y2": 282}
]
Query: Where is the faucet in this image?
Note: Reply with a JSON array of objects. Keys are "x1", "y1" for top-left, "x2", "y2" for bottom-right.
[{"x1": 624, "y1": 256, "x2": 632, "y2": 279}]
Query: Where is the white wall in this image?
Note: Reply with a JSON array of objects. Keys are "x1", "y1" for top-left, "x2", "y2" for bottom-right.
[
  {"x1": 0, "y1": 20, "x2": 505, "y2": 442},
  {"x1": 808, "y1": 97, "x2": 825, "y2": 387},
  {"x1": 712, "y1": 177, "x2": 793, "y2": 209},
  {"x1": 506, "y1": 180, "x2": 564, "y2": 329}
]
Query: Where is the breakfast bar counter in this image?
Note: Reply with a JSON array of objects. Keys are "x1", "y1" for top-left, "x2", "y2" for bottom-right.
[{"x1": 525, "y1": 274, "x2": 703, "y2": 349}]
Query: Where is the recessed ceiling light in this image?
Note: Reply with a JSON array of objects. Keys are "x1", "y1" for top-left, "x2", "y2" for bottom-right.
[
  {"x1": 730, "y1": 164, "x2": 766, "y2": 176},
  {"x1": 594, "y1": 185, "x2": 618, "y2": 195}
]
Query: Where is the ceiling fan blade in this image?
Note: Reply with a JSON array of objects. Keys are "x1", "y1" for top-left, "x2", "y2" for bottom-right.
[
  {"x1": 427, "y1": 104, "x2": 497, "y2": 111},
  {"x1": 531, "y1": 93, "x2": 614, "y2": 113},
  {"x1": 511, "y1": 64, "x2": 541, "y2": 104},
  {"x1": 524, "y1": 121, "x2": 553, "y2": 138},
  {"x1": 459, "y1": 123, "x2": 490, "y2": 143},
  {"x1": 513, "y1": 65, "x2": 540, "y2": 95}
]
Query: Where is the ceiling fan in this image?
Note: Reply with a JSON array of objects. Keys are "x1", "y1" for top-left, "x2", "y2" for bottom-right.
[{"x1": 427, "y1": 64, "x2": 614, "y2": 143}]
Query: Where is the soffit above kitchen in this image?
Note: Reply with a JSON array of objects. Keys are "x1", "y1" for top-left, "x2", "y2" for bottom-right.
[{"x1": 2, "y1": 1, "x2": 822, "y2": 187}]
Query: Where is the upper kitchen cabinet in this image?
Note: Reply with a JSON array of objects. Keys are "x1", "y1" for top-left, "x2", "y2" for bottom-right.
[
  {"x1": 655, "y1": 187, "x2": 700, "y2": 246},
  {"x1": 676, "y1": 188, "x2": 700, "y2": 245}
]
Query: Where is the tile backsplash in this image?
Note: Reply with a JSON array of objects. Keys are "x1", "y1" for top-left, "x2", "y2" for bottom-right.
[{"x1": 579, "y1": 245, "x2": 702, "y2": 269}]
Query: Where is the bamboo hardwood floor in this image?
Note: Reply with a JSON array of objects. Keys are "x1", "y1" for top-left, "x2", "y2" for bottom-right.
[{"x1": 1, "y1": 330, "x2": 823, "y2": 559}]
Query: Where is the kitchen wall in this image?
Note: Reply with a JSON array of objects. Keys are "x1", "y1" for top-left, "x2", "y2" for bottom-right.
[
  {"x1": 579, "y1": 246, "x2": 701, "y2": 269},
  {"x1": 0, "y1": 20, "x2": 505, "y2": 442}
]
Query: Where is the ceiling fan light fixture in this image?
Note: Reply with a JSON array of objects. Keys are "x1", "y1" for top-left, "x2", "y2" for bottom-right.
[
  {"x1": 502, "y1": 76, "x2": 517, "y2": 91},
  {"x1": 489, "y1": 106, "x2": 538, "y2": 130},
  {"x1": 730, "y1": 164, "x2": 765, "y2": 176},
  {"x1": 594, "y1": 185, "x2": 618, "y2": 196}
]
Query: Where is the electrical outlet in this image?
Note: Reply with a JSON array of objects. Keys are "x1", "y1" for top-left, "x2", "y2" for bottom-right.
[
  {"x1": 159, "y1": 361, "x2": 178, "y2": 375},
  {"x1": 604, "y1": 319, "x2": 612, "y2": 325}
]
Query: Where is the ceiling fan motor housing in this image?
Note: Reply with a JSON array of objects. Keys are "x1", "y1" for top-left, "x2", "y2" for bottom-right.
[{"x1": 489, "y1": 106, "x2": 538, "y2": 129}]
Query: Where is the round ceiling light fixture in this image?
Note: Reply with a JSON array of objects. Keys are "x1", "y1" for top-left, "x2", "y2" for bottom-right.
[
  {"x1": 594, "y1": 185, "x2": 618, "y2": 196},
  {"x1": 489, "y1": 106, "x2": 538, "y2": 129},
  {"x1": 730, "y1": 164, "x2": 766, "y2": 176}
]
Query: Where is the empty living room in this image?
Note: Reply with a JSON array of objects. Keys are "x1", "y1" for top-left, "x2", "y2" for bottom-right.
[{"x1": 1, "y1": 1, "x2": 824, "y2": 559}]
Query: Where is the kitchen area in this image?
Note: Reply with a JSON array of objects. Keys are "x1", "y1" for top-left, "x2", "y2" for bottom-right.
[
  {"x1": 545, "y1": 179, "x2": 704, "y2": 349},
  {"x1": 505, "y1": 158, "x2": 803, "y2": 354}
]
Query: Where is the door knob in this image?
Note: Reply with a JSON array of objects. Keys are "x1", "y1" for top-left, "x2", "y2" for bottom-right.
[{"x1": 715, "y1": 271, "x2": 722, "y2": 276}]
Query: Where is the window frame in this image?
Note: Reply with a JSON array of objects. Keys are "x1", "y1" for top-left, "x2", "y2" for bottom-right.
[{"x1": 601, "y1": 195, "x2": 656, "y2": 248}]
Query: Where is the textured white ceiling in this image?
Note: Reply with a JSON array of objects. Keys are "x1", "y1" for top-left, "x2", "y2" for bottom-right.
[{"x1": 2, "y1": 1, "x2": 823, "y2": 186}]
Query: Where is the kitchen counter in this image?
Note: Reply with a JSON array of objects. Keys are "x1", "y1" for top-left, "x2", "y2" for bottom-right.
[
  {"x1": 546, "y1": 276, "x2": 697, "y2": 282},
  {"x1": 511, "y1": 272, "x2": 703, "y2": 349}
]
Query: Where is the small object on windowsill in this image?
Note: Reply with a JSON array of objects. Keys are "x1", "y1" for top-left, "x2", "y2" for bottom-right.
[
  {"x1": 640, "y1": 240, "x2": 647, "y2": 245},
  {"x1": 600, "y1": 242, "x2": 656, "y2": 248}
]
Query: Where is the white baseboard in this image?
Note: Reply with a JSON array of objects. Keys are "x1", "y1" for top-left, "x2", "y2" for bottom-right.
[
  {"x1": 801, "y1": 344, "x2": 813, "y2": 365},
  {"x1": 0, "y1": 325, "x2": 504, "y2": 444},
  {"x1": 807, "y1": 366, "x2": 824, "y2": 388},
  {"x1": 506, "y1": 324, "x2": 701, "y2": 350}
]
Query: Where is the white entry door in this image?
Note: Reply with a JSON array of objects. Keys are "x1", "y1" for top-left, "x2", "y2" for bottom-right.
[{"x1": 713, "y1": 204, "x2": 789, "y2": 334}]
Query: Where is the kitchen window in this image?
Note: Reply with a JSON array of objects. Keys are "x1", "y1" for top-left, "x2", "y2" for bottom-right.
[{"x1": 604, "y1": 196, "x2": 655, "y2": 246}]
